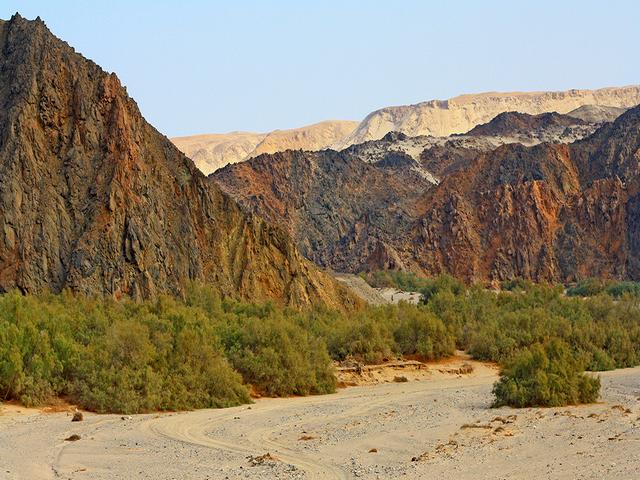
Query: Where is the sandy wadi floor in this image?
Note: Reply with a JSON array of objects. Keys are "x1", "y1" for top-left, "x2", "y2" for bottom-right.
[{"x1": 1, "y1": 357, "x2": 639, "y2": 480}]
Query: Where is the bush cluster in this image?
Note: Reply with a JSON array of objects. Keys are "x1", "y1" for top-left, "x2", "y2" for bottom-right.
[
  {"x1": 306, "y1": 302, "x2": 455, "y2": 364},
  {"x1": 492, "y1": 339, "x2": 601, "y2": 407},
  {"x1": 567, "y1": 278, "x2": 640, "y2": 298},
  {"x1": 0, "y1": 291, "x2": 250, "y2": 413},
  {"x1": 0, "y1": 284, "x2": 456, "y2": 412},
  {"x1": 362, "y1": 273, "x2": 640, "y2": 407},
  {"x1": 2, "y1": 274, "x2": 639, "y2": 412}
]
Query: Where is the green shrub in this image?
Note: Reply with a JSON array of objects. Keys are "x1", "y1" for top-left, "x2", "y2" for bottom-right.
[
  {"x1": 0, "y1": 292, "x2": 250, "y2": 413},
  {"x1": 605, "y1": 281, "x2": 640, "y2": 299},
  {"x1": 566, "y1": 279, "x2": 608, "y2": 297},
  {"x1": 492, "y1": 340, "x2": 600, "y2": 407},
  {"x1": 303, "y1": 303, "x2": 455, "y2": 364},
  {"x1": 501, "y1": 278, "x2": 534, "y2": 292},
  {"x1": 359, "y1": 270, "x2": 427, "y2": 291},
  {"x1": 1, "y1": 274, "x2": 638, "y2": 413},
  {"x1": 393, "y1": 303, "x2": 454, "y2": 359},
  {"x1": 218, "y1": 311, "x2": 336, "y2": 396}
]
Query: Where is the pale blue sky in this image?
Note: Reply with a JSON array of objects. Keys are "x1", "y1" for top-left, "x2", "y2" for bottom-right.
[{"x1": 3, "y1": 1, "x2": 639, "y2": 136}]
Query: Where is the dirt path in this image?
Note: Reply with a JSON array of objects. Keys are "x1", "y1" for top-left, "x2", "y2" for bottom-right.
[{"x1": 1, "y1": 360, "x2": 639, "y2": 479}]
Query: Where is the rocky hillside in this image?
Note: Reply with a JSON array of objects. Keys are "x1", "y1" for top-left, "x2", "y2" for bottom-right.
[
  {"x1": 213, "y1": 106, "x2": 640, "y2": 282},
  {"x1": 466, "y1": 111, "x2": 586, "y2": 136},
  {"x1": 0, "y1": 14, "x2": 359, "y2": 309},
  {"x1": 567, "y1": 105, "x2": 628, "y2": 123},
  {"x1": 172, "y1": 120, "x2": 358, "y2": 174},
  {"x1": 214, "y1": 149, "x2": 427, "y2": 270},
  {"x1": 408, "y1": 106, "x2": 640, "y2": 282},
  {"x1": 338, "y1": 87, "x2": 640, "y2": 147}
]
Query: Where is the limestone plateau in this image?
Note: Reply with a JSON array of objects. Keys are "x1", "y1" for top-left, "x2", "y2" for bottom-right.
[
  {"x1": 213, "y1": 108, "x2": 640, "y2": 283},
  {"x1": 0, "y1": 14, "x2": 358, "y2": 309},
  {"x1": 337, "y1": 86, "x2": 640, "y2": 148}
]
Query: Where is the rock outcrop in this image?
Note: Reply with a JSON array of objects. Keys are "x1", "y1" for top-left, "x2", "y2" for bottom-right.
[
  {"x1": 214, "y1": 105, "x2": 640, "y2": 282},
  {"x1": 338, "y1": 86, "x2": 640, "y2": 147},
  {"x1": 0, "y1": 14, "x2": 359, "y2": 309},
  {"x1": 466, "y1": 111, "x2": 587, "y2": 137},
  {"x1": 567, "y1": 105, "x2": 629, "y2": 124},
  {"x1": 213, "y1": 149, "x2": 426, "y2": 271},
  {"x1": 172, "y1": 120, "x2": 358, "y2": 174}
]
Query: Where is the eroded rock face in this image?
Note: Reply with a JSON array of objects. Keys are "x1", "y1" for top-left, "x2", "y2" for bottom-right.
[
  {"x1": 406, "y1": 107, "x2": 640, "y2": 282},
  {"x1": 214, "y1": 104, "x2": 640, "y2": 283},
  {"x1": 0, "y1": 14, "x2": 358, "y2": 309},
  {"x1": 213, "y1": 149, "x2": 426, "y2": 272}
]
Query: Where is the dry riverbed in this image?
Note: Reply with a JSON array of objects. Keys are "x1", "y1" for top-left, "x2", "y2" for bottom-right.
[{"x1": 1, "y1": 356, "x2": 639, "y2": 480}]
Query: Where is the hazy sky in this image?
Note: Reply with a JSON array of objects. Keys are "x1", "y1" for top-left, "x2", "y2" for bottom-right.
[{"x1": 3, "y1": 1, "x2": 640, "y2": 136}]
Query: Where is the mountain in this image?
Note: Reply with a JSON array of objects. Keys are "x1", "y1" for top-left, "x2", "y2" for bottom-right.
[
  {"x1": 213, "y1": 112, "x2": 572, "y2": 272},
  {"x1": 213, "y1": 107, "x2": 640, "y2": 282},
  {"x1": 175, "y1": 88, "x2": 638, "y2": 176},
  {"x1": 408, "y1": 106, "x2": 640, "y2": 282},
  {"x1": 466, "y1": 111, "x2": 587, "y2": 137},
  {"x1": 343, "y1": 111, "x2": 597, "y2": 177},
  {"x1": 172, "y1": 120, "x2": 358, "y2": 174},
  {"x1": 251, "y1": 120, "x2": 359, "y2": 156},
  {"x1": 0, "y1": 14, "x2": 359, "y2": 309},
  {"x1": 337, "y1": 86, "x2": 640, "y2": 148},
  {"x1": 214, "y1": 149, "x2": 428, "y2": 271},
  {"x1": 567, "y1": 104, "x2": 629, "y2": 123},
  {"x1": 169, "y1": 131, "x2": 267, "y2": 176}
]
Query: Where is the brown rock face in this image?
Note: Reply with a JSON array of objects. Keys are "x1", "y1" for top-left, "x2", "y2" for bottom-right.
[
  {"x1": 400, "y1": 107, "x2": 640, "y2": 282},
  {"x1": 213, "y1": 149, "x2": 426, "y2": 272},
  {"x1": 214, "y1": 104, "x2": 640, "y2": 283},
  {"x1": 0, "y1": 14, "x2": 358, "y2": 309}
]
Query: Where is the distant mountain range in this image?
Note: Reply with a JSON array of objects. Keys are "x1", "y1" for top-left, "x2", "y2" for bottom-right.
[
  {"x1": 172, "y1": 120, "x2": 358, "y2": 175},
  {"x1": 175, "y1": 86, "x2": 640, "y2": 174},
  {"x1": 337, "y1": 87, "x2": 640, "y2": 148}
]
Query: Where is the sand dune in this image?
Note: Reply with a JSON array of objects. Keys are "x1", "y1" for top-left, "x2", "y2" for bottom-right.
[{"x1": 2, "y1": 356, "x2": 639, "y2": 479}]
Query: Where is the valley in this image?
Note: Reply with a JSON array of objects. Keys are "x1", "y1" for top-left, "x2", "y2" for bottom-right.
[{"x1": 1, "y1": 5, "x2": 640, "y2": 480}]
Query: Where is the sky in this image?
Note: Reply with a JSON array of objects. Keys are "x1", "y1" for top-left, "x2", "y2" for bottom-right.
[{"x1": 3, "y1": 1, "x2": 640, "y2": 137}]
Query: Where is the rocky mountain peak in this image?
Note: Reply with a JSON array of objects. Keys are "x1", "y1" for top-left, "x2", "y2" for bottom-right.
[
  {"x1": 0, "y1": 15, "x2": 359, "y2": 309},
  {"x1": 465, "y1": 111, "x2": 587, "y2": 137}
]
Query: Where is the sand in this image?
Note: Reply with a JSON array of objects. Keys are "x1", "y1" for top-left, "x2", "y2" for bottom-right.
[{"x1": 1, "y1": 356, "x2": 639, "y2": 479}]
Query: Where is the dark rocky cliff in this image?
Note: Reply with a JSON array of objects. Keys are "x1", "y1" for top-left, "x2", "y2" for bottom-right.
[
  {"x1": 214, "y1": 104, "x2": 640, "y2": 283},
  {"x1": 0, "y1": 14, "x2": 359, "y2": 309}
]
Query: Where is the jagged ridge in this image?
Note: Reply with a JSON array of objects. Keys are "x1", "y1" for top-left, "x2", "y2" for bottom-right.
[
  {"x1": 214, "y1": 107, "x2": 640, "y2": 283},
  {"x1": 0, "y1": 14, "x2": 359, "y2": 309}
]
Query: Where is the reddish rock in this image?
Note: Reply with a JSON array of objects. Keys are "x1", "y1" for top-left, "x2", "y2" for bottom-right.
[{"x1": 0, "y1": 14, "x2": 358, "y2": 310}]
